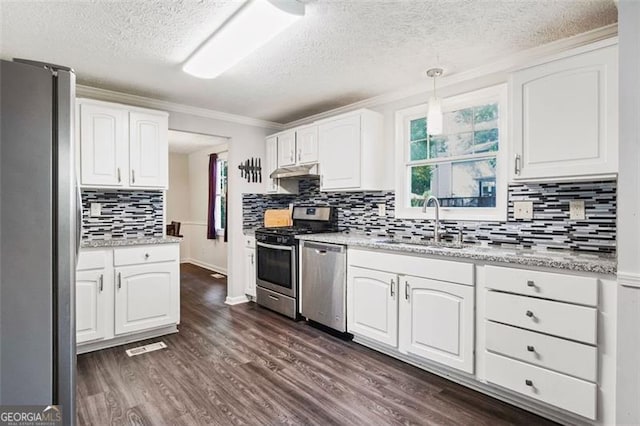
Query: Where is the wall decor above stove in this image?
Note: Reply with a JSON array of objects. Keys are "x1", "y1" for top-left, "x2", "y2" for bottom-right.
[{"x1": 238, "y1": 157, "x2": 262, "y2": 183}]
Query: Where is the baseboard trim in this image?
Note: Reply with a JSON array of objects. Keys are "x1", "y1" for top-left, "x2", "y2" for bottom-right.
[
  {"x1": 77, "y1": 325, "x2": 179, "y2": 354},
  {"x1": 182, "y1": 258, "x2": 227, "y2": 275},
  {"x1": 225, "y1": 295, "x2": 249, "y2": 305},
  {"x1": 618, "y1": 271, "x2": 640, "y2": 289}
]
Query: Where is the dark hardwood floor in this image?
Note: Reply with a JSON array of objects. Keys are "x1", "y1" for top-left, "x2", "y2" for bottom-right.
[{"x1": 77, "y1": 263, "x2": 557, "y2": 425}]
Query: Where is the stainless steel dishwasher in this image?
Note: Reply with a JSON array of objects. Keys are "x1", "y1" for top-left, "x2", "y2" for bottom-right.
[{"x1": 300, "y1": 241, "x2": 347, "y2": 332}]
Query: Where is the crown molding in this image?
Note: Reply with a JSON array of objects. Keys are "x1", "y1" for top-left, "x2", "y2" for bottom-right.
[
  {"x1": 283, "y1": 23, "x2": 618, "y2": 128},
  {"x1": 75, "y1": 85, "x2": 285, "y2": 130}
]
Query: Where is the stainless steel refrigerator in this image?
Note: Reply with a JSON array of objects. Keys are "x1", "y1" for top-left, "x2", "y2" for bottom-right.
[{"x1": 0, "y1": 59, "x2": 78, "y2": 424}]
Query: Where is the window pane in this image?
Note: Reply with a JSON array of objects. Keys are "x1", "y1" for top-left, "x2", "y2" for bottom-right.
[
  {"x1": 429, "y1": 136, "x2": 448, "y2": 159},
  {"x1": 444, "y1": 108, "x2": 473, "y2": 135},
  {"x1": 409, "y1": 165, "x2": 433, "y2": 207},
  {"x1": 410, "y1": 139, "x2": 428, "y2": 161},
  {"x1": 447, "y1": 132, "x2": 474, "y2": 156},
  {"x1": 474, "y1": 103, "x2": 498, "y2": 131},
  {"x1": 410, "y1": 117, "x2": 427, "y2": 141},
  {"x1": 473, "y1": 128, "x2": 499, "y2": 153}
]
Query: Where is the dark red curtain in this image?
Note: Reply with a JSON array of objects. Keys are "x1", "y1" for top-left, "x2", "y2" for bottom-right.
[
  {"x1": 207, "y1": 153, "x2": 218, "y2": 239},
  {"x1": 224, "y1": 188, "x2": 228, "y2": 243}
]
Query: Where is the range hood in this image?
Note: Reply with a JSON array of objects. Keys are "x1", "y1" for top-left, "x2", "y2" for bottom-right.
[{"x1": 269, "y1": 164, "x2": 318, "y2": 179}]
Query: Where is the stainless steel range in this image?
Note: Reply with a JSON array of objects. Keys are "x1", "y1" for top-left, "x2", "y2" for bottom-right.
[{"x1": 255, "y1": 206, "x2": 338, "y2": 319}]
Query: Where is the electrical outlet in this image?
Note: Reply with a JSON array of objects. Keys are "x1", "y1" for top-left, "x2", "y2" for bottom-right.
[
  {"x1": 569, "y1": 200, "x2": 586, "y2": 220},
  {"x1": 90, "y1": 203, "x2": 101, "y2": 217},
  {"x1": 377, "y1": 203, "x2": 386, "y2": 217},
  {"x1": 513, "y1": 201, "x2": 533, "y2": 220}
]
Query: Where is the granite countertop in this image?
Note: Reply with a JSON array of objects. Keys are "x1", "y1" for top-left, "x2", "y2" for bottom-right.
[
  {"x1": 296, "y1": 232, "x2": 617, "y2": 275},
  {"x1": 81, "y1": 236, "x2": 182, "y2": 248}
]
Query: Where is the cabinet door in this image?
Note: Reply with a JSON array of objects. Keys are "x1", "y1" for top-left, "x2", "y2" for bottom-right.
[
  {"x1": 277, "y1": 131, "x2": 296, "y2": 167},
  {"x1": 512, "y1": 45, "x2": 618, "y2": 180},
  {"x1": 245, "y1": 247, "x2": 256, "y2": 297},
  {"x1": 296, "y1": 125, "x2": 319, "y2": 164},
  {"x1": 347, "y1": 266, "x2": 398, "y2": 347},
  {"x1": 129, "y1": 112, "x2": 168, "y2": 188},
  {"x1": 114, "y1": 262, "x2": 178, "y2": 335},
  {"x1": 318, "y1": 115, "x2": 361, "y2": 190},
  {"x1": 76, "y1": 269, "x2": 107, "y2": 344},
  {"x1": 265, "y1": 136, "x2": 279, "y2": 193},
  {"x1": 399, "y1": 276, "x2": 474, "y2": 373},
  {"x1": 79, "y1": 103, "x2": 128, "y2": 186}
]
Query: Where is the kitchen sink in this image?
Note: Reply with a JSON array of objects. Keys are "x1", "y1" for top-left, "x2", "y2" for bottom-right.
[{"x1": 373, "y1": 238, "x2": 466, "y2": 249}]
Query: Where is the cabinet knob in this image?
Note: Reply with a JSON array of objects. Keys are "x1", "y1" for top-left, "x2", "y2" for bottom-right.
[
  {"x1": 526, "y1": 280, "x2": 535, "y2": 287},
  {"x1": 144, "y1": 253, "x2": 150, "y2": 259},
  {"x1": 525, "y1": 310, "x2": 534, "y2": 318},
  {"x1": 527, "y1": 345, "x2": 535, "y2": 352},
  {"x1": 525, "y1": 379, "x2": 533, "y2": 387}
]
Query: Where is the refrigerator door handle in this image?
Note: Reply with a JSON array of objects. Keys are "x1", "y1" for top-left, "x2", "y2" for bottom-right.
[{"x1": 76, "y1": 184, "x2": 81, "y2": 258}]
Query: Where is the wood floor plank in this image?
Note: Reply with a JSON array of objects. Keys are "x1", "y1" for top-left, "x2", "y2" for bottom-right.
[{"x1": 77, "y1": 263, "x2": 557, "y2": 426}]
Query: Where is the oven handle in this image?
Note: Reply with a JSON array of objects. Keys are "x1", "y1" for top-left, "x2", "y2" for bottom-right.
[{"x1": 257, "y1": 242, "x2": 293, "y2": 251}]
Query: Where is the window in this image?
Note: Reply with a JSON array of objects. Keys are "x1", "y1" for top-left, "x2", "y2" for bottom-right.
[
  {"x1": 215, "y1": 155, "x2": 228, "y2": 231},
  {"x1": 395, "y1": 85, "x2": 507, "y2": 220}
]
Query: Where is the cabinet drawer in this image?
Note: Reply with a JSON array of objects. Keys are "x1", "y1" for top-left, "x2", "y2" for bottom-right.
[
  {"x1": 485, "y1": 266, "x2": 598, "y2": 306},
  {"x1": 486, "y1": 291, "x2": 597, "y2": 344},
  {"x1": 114, "y1": 244, "x2": 178, "y2": 266},
  {"x1": 486, "y1": 321, "x2": 597, "y2": 382},
  {"x1": 486, "y1": 352, "x2": 596, "y2": 419},
  {"x1": 77, "y1": 250, "x2": 108, "y2": 271}
]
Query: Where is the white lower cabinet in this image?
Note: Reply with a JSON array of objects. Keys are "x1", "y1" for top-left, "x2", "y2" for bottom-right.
[
  {"x1": 115, "y1": 263, "x2": 178, "y2": 335},
  {"x1": 399, "y1": 276, "x2": 475, "y2": 373},
  {"x1": 347, "y1": 250, "x2": 475, "y2": 374},
  {"x1": 76, "y1": 243, "x2": 180, "y2": 352},
  {"x1": 348, "y1": 267, "x2": 398, "y2": 347},
  {"x1": 76, "y1": 269, "x2": 107, "y2": 344},
  {"x1": 244, "y1": 236, "x2": 256, "y2": 298}
]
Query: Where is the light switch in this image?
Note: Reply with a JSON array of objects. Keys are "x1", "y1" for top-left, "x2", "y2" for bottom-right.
[
  {"x1": 569, "y1": 200, "x2": 586, "y2": 220},
  {"x1": 90, "y1": 203, "x2": 101, "y2": 217},
  {"x1": 513, "y1": 201, "x2": 533, "y2": 220},
  {"x1": 377, "y1": 203, "x2": 386, "y2": 217}
]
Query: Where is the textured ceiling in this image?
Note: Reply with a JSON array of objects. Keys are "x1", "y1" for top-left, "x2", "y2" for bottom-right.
[
  {"x1": 168, "y1": 130, "x2": 229, "y2": 154},
  {"x1": 0, "y1": 0, "x2": 617, "y2": 124}
]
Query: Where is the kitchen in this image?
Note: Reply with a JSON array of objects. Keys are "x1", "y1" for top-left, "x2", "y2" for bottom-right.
[{"x1": 0, "y1": 1, "x2": 638, "y2": 425}]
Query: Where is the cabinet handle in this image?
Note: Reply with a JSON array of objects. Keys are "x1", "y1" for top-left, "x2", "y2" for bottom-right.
[
  {"x1": 290, "y1": 151, "x2": 294, "y2": 162},
  {"x1": 527, "y1": 345, "x2": 535, "y2": 352},
  {"x1": 514, "y1": 154, "x2": 521, "y2": 175},
  {"x1": 390, "y1": 279, "x2": 395, "y2": 297},
  {"x1": 298, "y1": 149, "x2": 302, "y2": 161},
  {"x1": 117, "y1": 168, "x2": 121, "y2": 183},
  {"x1": 525, "y1": 379, "x2": 533, "y2": 387},
  {"x1": 250, "y1": 253, "x2": 254, "y2": 265},
  {"x1": 526, "y1": 310, "x2": 534, "y2": 318},
  {"x1": 117, "y1": 272, "x2": 122, "y2": 290},
  {"x1": 405, "y1": 281, "x2": 410, "y2": 301},
  {"x1": 99, "y1": 274, "x2": 103, "y2": 292},
  {"x1": 132, "y1": 169, "x2": 136, "y2": 184},
  {"x1": 144, "y1": 253, "x2": 150, "y2": 259},
  {"x1": 527, "y1": 280, "x2": 535, "y2": 287}
]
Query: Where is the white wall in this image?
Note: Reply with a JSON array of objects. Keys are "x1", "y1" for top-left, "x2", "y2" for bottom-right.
[
  {"x1": 616, "y1": 1, "x2": 640, "y2": 423},
  {"x1": 167, "y1": 153, "x2": 191, "y2": 259},
  {"x1": 167, "y1": 111, "x2": 269, "y2": 304}
]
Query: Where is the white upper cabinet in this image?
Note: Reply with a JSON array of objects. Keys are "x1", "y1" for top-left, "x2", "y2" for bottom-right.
[
  {"x1": 295, "y1": 124, "x2": 319, "y2": 164},
  {"x1": 399, "y1": 276, "x2": 475, "y2": 374},
  {"x1": 129, "y1": 112, "x2": 168, "y2": 188},
  {"x1": 276, "y1": 130, "x2": 297, "y2": 167},
  {"x1": 79, "y1": 102, "x2": 128, "y2": 187},
  {"x1": 318, "y1": 109, "x2": 386, "y2": 192},
  {"x1": 511, "y1": 43, "x2": 618, "y2": 181},
  {"x1": 265, "y1": 135, "x2": 298, "y2": 195},
  {"x1": 77, "y1": 99, "x2": 169, "y2": 189}
]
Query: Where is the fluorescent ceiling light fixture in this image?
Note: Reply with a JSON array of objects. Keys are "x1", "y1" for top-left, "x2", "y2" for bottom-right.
[
  {"x1": 183, "y1": 0, "x2": 305, "y2": 79},
  {"x1": 426, "y1": 68, "x2": 444, "y2": 135}
]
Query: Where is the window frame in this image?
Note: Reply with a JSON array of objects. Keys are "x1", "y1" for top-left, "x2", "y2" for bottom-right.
[
  {"x1": 214, "y1": 152, "x2": 228, "y2": 233},
  {"x1": 394, "y1": 84, "x2": 508, "y2": 221}
]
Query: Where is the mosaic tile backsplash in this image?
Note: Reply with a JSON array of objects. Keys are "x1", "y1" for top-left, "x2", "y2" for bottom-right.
[
  {"x1": 81, "y1": 190, "x2": 164, "y2": 240},
  {"x1": 243, "y1": 179, "x2": 616, "y2": 253}
]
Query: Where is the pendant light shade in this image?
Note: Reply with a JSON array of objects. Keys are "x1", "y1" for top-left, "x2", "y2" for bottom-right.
[{"x1": 426, "y1": 68, "x2": 444, "y2": 135}]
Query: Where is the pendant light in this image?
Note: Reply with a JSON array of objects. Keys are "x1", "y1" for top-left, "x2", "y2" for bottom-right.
[{"x1": 426, "y1": 68, "x2": 444, "y2": 135}]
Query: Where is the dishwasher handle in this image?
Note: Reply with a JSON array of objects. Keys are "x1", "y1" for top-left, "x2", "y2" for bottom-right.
[{"x1": 302, "y1": 241, "x2": 345, "y2": 253}]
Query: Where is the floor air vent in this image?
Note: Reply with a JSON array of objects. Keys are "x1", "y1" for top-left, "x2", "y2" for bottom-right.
[{"x1": 125, "y1": 341, "x2": 167, "y2": 357}]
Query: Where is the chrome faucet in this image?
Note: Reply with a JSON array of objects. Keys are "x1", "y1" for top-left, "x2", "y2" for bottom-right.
[{"x1": 422, "y1": 195, "x2": 441, "y2": 243}]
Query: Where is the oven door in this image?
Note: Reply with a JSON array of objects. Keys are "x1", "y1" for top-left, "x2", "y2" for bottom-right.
[{"x1": 256, "y1": 242, "x2": 296, "y2": 298}]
